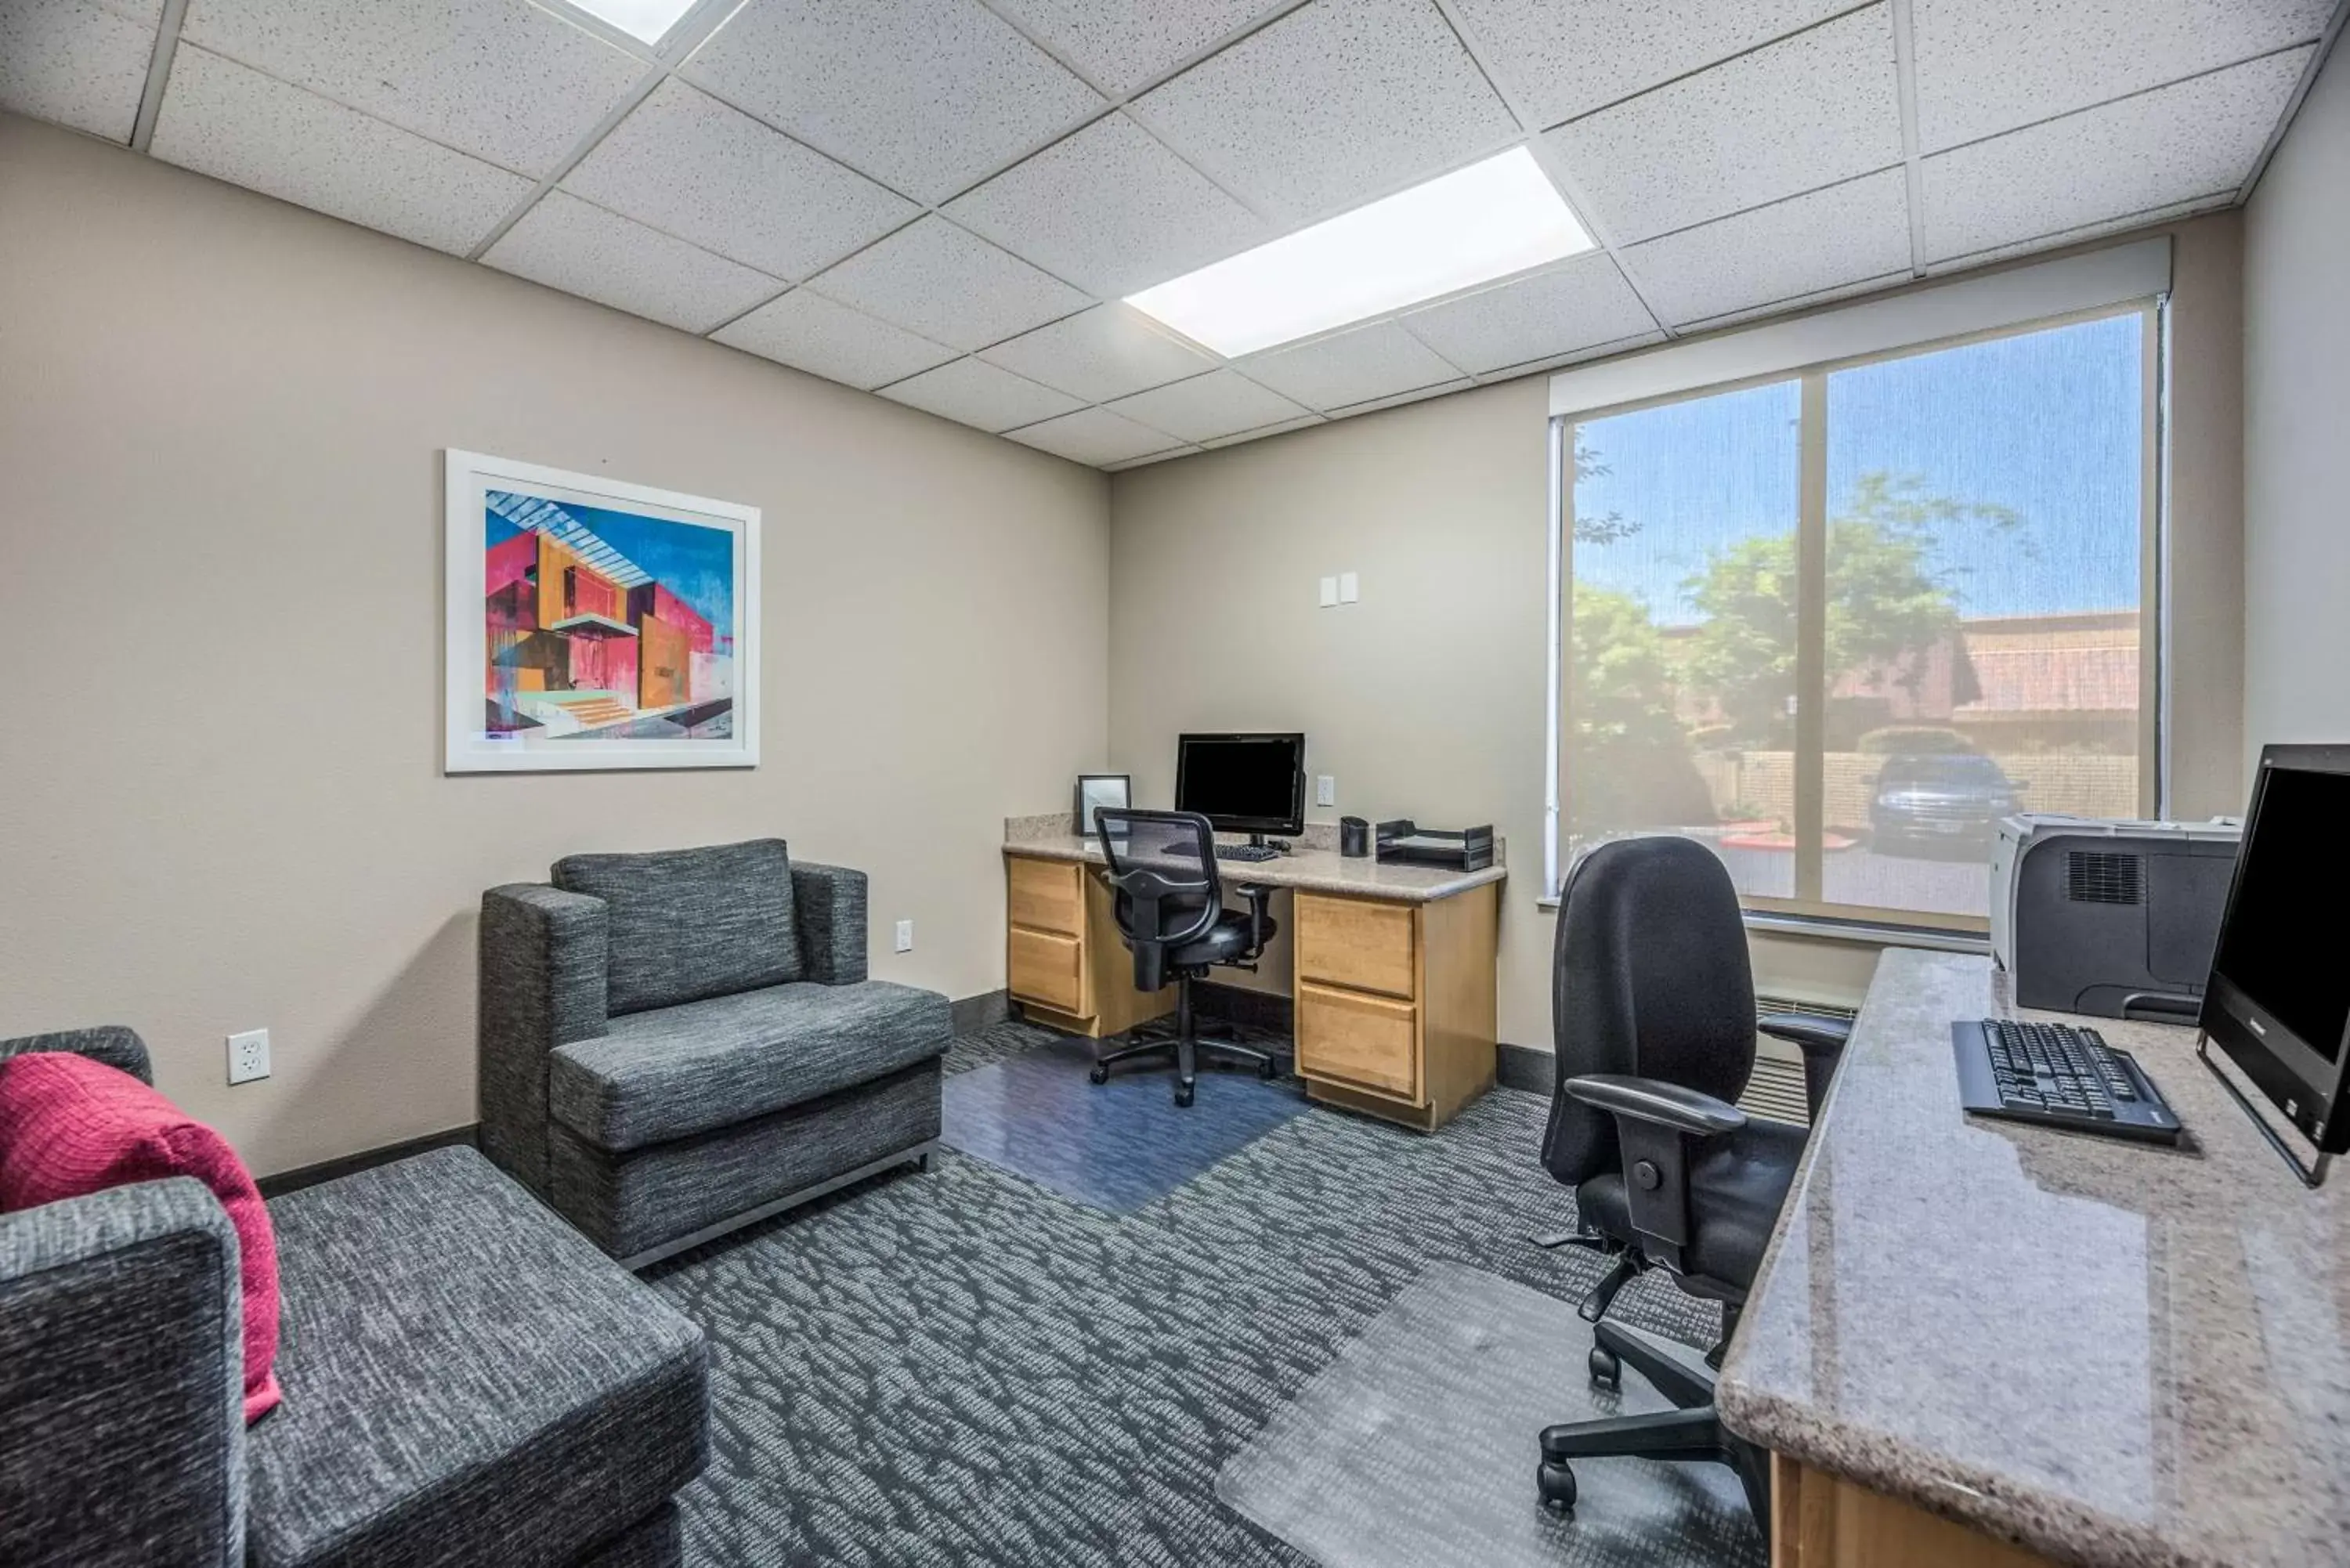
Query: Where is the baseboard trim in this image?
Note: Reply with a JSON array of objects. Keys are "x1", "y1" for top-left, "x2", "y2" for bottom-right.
[
  {"x1": 258, "y1": 1124, "x2": 479, "y2": 1198},
  {"x1": 952, "y1": 988, "x2": 1010, "y2": 1034},
  {"x1": 1497, "y1": 1042, "x2": 1552, "y2": 1095}
]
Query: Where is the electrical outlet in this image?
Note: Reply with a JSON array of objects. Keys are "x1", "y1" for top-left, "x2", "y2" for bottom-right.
[
  {"x1": 894, "y1": 919, "x2": 914, "y2": 953},
  {"x1": 1338, "y1": 571, "x2": 1359, "y2": 604},
  {"x1": 1318, "y1": 575, "x2": 1339, "y2": 608},
  {"x1": 227, "y1": 1028, "x2": 270, "y2": 1085},
  {"x1": 1316, "y1": 774, "x2": 1336, "y2": 807}
]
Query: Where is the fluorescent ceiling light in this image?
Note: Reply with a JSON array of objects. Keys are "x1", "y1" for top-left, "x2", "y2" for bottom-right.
[
  {"x1": 562, "y1": 0, "x2": 700, "y2": 44},
  {"x1": 1126, "y1": 147, "x2": 1593, "y2": 359}
]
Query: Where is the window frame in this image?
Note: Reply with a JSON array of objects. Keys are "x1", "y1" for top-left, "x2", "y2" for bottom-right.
[{"x1": 1544, "y1": 298, "x2": 2168, "y2": 941}]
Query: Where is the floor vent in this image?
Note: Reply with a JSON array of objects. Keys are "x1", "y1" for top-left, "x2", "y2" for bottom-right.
[{"x1": 1744, "y1": 998, "x2": 1851, "y2": 1126}]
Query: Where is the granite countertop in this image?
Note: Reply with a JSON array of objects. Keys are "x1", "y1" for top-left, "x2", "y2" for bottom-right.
[
  {"x1": 1003, "y1": 814, "x2": 1506, "y2": 904},
  {"x1": 1717, "y1": 947, "x2": 2350, "y2": 1568}
]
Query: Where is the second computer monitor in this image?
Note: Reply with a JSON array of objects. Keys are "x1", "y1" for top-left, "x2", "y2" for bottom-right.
[{"x1": 1174, "y1": 732, "x2": 1305, "y2": 838}]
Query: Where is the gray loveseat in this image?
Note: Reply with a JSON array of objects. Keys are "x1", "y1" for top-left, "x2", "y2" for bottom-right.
[
  {"x1": 480, "y1": 838, "x2": 952, "y2": 1268},
  {"x1": 0, "y1": 1026, "x2": 708, "y2": 1568}
]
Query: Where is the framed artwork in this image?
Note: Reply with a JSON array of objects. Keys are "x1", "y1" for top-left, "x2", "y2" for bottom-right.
[
  {"x1": 444, "y1": 450, "x2": 759, "y2": 773},
  {"x1": 1075, "y1": 774, "x2": 1131, "y2": 836}
]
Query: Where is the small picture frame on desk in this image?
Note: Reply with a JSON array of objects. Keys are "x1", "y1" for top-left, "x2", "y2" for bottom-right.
[{"x1": 1074, "y1": 774, "x2": 1130, "y2": 839}]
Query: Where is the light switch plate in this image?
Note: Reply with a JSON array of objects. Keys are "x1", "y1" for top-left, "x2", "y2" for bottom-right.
[
  {"x1": 227, "y1": 1028, "x2": 270, "y2": 1085},
  {"x1": 1318, "y1": 575, "x2": 1339, "y2": 608},
  {"x1": 1316, "y1": 774, "x2": 1336, "y2": 806},
  {"x1": 894, "y1": 919, "x2": 914, "y2": 953},
  {"x1": 1338, "y1": 571, "x2": 1359, "y2": 603}
]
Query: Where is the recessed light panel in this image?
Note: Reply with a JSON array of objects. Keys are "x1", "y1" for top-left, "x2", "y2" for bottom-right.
[
  {"x1": 1125, "y1": 147, "x2": 1593, "y2": 359},
  {"x1": 562, "y1": 0, "x2": 700, "y2": 45}
]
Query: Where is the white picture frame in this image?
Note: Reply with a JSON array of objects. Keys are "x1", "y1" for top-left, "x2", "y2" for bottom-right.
[{"x1": 443, "y1": 449, "x2": 760, "y2": 773}]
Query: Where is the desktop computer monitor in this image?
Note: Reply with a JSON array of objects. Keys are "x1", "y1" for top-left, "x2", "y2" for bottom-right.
[
  {"x1": 1174, "y1": 732, "x2": 1305, "y2": 839},
  {"x1": 2199, "y1": 743, "x2": 2350, "y2": 1162}
]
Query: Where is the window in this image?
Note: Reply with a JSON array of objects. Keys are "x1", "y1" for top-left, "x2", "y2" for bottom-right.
[{"x1": 1551, "y1": 304, "x2": 2160, "y2": 934}]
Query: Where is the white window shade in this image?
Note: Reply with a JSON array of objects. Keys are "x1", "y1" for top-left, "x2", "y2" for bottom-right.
[{"x1": 1550, "y1": 239, "x2": 2171, "y2": 419}]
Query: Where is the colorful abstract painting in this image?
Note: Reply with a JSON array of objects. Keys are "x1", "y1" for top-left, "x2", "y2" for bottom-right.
[{"x1": 444, "y1": 451, "x2": 758, "y2": 771}]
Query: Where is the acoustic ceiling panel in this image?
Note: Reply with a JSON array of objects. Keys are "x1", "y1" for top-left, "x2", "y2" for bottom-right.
[
  {"x1": 878, "y1": 356, "x2": 1086, "y2": 432},
  {"x1": 978, "y1": 303, "x2": 1220, "y2": 403},
  {"x1": 483, "y1": 190, "x2": 781, "y2": 334},
  {"x1": 561, "y1": 79, "x2": 918, "y2": 283},
  {"x1": 1239, "y1": 320, "x2": 1464, "y2": 410},
  {"x1": 803, "y1": 215, "x2": 1091, "y2": 352},
  {"x1": 0, "y1": 0, "x2": 159, "y2": 143},
  {"x1": 680, "y1": 0, "x2": 1104, "y2": 204},
  {"x1": 987, "y1": 0, "x2": 1280, "y2": 96},
  {"x1": 152, "y1": 46, "x2": 534, "y2": 258},
  {"x1": 1625, "y1": 167, "x2": 1914, "y2": 327},
  {"x1": 1005, "y1": 405, "x2": 1189, "y2": 464},
  {"x1": 1106, "y1": 368, "x2": 1313, "y2": 443},
  {"x1": 711, "y1": 288, "x2": 960, "y2": 389},
  {"x1": 1397, "y1": 252, "x2": 1657, "y2": 375}
]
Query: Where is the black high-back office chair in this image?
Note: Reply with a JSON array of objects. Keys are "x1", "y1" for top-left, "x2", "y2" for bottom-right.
[
  {"x1": 1090, "y1": 808, "x2": 1280, "y2": 1107},
  {"x1": 1535, "y1": 836, "x2": 1850, "y2": 1531}
]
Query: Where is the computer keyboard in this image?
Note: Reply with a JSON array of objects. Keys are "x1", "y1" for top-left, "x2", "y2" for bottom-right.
[
  {"x1": 1952, "y1": 1019, "x2": 2182, "y2": 1144},
  {"x1": 1211, "y1": 844, "x2": 1280, "y2": 862}
]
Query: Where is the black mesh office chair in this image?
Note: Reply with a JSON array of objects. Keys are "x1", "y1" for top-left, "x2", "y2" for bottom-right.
[
  {"x1": 1090, "y1": 808, "x2": 1279, "y2": 1107},
  {"x1": 1535, "y1": 836, "x2": 1850, "y2": 1530}
]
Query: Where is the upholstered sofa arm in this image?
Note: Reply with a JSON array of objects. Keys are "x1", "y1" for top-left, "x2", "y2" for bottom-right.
[
  {"x1": 0, "y1": 1178, "x2": 247, "y2": 1568},
  {"x1": 791, "y1": 862, "x2": 869, "y2": 985},
  {"x1": 479, "y1": 884, "x2": 609, "y2": 1196},
  {"x1": 0, "y1": 1024, "x2": 153, "y2": 1084}
]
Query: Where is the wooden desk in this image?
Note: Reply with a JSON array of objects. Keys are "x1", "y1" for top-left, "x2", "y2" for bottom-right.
[{"x1": 1002, "y1": 829, "x2": 1505, "y2": 1131}]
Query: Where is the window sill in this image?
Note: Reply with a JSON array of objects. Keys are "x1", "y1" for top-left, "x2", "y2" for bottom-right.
[{"x1": 1531, "y1": 895, "x2": 1990, "y2": 956}]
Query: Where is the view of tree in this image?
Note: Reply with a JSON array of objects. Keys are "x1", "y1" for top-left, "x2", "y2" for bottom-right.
[
  {"x1": 1678, "y1": 472, "x2": 2020, "y2": 744},
  {"x1": 1571, "y1": 436, "x2": 1638, "y2": 545}
]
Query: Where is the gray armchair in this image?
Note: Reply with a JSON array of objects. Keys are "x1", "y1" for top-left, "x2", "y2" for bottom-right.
[
  {"x1": 479, "y1": 838, "x2": 952, "y2": 1268},
  {"x1": 0, "y1": 1028, "x2": 708, "y2": 1568}
]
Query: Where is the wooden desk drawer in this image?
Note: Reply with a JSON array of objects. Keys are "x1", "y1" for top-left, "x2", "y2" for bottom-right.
[
  {"x1": 1297, "y1": 981, "x2": 1420, "y2": 1101},
  {"x1": 1009, "y1": 927, "x2": 1084, "y2": 1013},
  {"x1": 1007, "y1": 856, "x2": 1084, "y2": 937},
  {"x1": 1295, "y1": 892, "x2": 1417, "y2": 1000}
]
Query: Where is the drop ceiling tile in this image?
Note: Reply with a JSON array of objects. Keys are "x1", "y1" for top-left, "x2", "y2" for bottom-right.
[
  {"x1": 1625, "y1": 168, "x2": 1911, "y2": 326},
  {"x1": 978, "y1": 303, "x2": 1219, "y2": 403},
  {"x1": 1335, "y1": 378, "x2": 1474, "y2": 415},
  {"x1": 1103, "y1": 446, "x2": 1202, "y2": 471},
  {"x1": 1129, "y1": 0, "x2": 1518, "y2": 222},
  {"x1": 484, "y1": 190, "x2": 781, "y2": 333},
  {"x1": 1398, "y1": 253, "x2": 1656, "y2": 375},
  {"x1": 989, "y1": 0, "x2": 1278, "y2": 96},
  {"x1": 945, "y1": 113, "x2": 1267, "y2": 298},
  {"x1": 1679, "y1": 273, "x2": 1907, "y2": 333},
  {"x1": 1919, "y1": 48, "x2": 2310, "y2": 262},
  {"x1": 1202, "y1": 414, "x2": 1325, "y2": 449},
  {"x1": 0, "y1": 0, "x2": 158, "y2": 143},
  {"x1": 1920, "y1": 194, "x2": 2232, "y2": 276},
  {"x1": 878, "y1": 357, "x2": 1084, "y2": 433},
  {"x1": 712, "y1": 289, "x2": 959, "y2": 389},
  {"x1": 1106, "y1": 370, "x2": 1312, "y2": 443},
  {"x1": 1449, "y1": 0, "x2": 1850, "y2": 128},
  {"x1": 1546, "y1": 4, "x2": 1900, "y2": 244},
  {"x1": 682, "y1": 0, "x2": 1103, "y2": 204},
  {"x1": 150, "y1": 47, "x2": 534, "y2": 257},
  {"x1": 1913, "y1": 0, "x2": 2334, "y2": 153},
  {"x1": 1005, "y1": 406, "x2": 1187, "y2": 465},
  {"x1": 1473, "y1": 331, "x2": 1666, "y2": 382},
  {"x1": 182, "y1": 0, "x2": 644, "y2": 177},
  {"x1": 561, "y1": 80, "x2": 917, "y2": 281},
  {"x1": 803, "y1": 217, "x2": 1090, "y2": 352},
  {"x1": 1238, "y1": 320, "x2": 1464, "y2": 410}
]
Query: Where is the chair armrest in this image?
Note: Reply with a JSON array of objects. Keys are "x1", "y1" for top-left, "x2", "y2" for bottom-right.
[
  {"x1": 1758, "y1": 1013, "x2": 1850, "y2": 1117},
  {"x1": 1561, "y1": 1074, "x2": 1746, "y2": 1273},
  {"x1": 479, "y1": 884, "x2": 609, "y2": 1197},
  {"x1": 0, "y1": 1024, "x2": 153, "y2": 1084},
  {"x1": 790, "y1": 862, "x2": 868, "y2": 985},
  {"x1": 1, "y1": 1179, "x2": 246, "y2": 1567},
  {"x1": 1564, "y1": 1073, "x2": 1748, "y2": 1137}
]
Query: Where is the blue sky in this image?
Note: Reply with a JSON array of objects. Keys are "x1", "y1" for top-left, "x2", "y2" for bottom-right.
[
  {"x1": 486, "y1": 496, "x2": 735, "y2": 631},
  {"x1": 1572, "y1": 312, "x2": 2144, "y2": 626}
]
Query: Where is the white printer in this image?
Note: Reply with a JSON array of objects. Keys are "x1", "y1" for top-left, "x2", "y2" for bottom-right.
[{"x1": 1989, "y1": 815, "x2": 2241, "y2": 1021}]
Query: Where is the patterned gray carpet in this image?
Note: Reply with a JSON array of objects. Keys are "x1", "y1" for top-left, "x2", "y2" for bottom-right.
[{"x1": 644, "y1": 1020, "x2": 1726, "y2": 1568}]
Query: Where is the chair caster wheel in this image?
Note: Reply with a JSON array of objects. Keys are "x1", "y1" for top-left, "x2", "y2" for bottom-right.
[
  {"x1": 1537, "y1": 1460, "x2": 1578, "y2": 1515},
  {"x1": 1175, "y1": 1083, "x2": 1195, "y2": 1107},
  {"x1": 1588, "y1": 1346, "x2": 1621, "y2": 1389},
  {"x1": 1088, "y1": 1065, "x2": 1108, "y2": 1086}
]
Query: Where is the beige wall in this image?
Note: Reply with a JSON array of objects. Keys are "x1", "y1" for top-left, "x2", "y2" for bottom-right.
[
  {"x1": 2244, "y1": 40, "x2": 2350, "y2": 762},
  {"x1": 1109, "y1": 214, "x2": 2248, "y2": 1045},
  {"x1": 0, "y1": 117, "x2": 1110, "y2": 1176}
]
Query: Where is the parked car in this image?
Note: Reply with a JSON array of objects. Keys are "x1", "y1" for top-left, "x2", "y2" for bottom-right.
[{"x1": 1867, "y1": 753, "x2": 2027, "y2": 857}]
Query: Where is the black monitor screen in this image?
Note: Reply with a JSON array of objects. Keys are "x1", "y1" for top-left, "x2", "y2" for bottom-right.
[
  {"x1": 1175, "y1": 734, "x2": 1303, "y2": 832},
  {"x1": 2212, "y1": 764, "x2": 2350, "y2": 1065}
]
